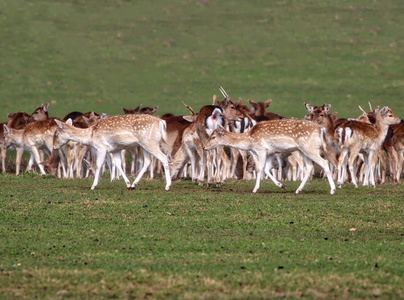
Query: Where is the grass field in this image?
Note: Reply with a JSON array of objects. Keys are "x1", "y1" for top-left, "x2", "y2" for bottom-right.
[
  {"x1": 0, "y1": 174, "x2": 403, "y2": 299},
  {"x1": 1, "y1": 0, "x2": 404, "y2": 298}
]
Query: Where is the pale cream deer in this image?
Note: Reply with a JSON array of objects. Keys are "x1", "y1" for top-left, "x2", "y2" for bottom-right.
[
  {"x1": 53, "y1": 114, "x2": 171, "y2": 190},
  {"x1": 204, "y1": 119, "x2": 336, "y2": 195}
]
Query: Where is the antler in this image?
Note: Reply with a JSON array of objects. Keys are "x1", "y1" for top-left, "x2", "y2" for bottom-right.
[
  {"x1": 219, "y1": 86, "x2": 228, "y2": 98},
  {"x1": 358, "y1": 105, "x2": 367, "y2": 114},
  {"x1": 182, "y1": 101, "x2": 195, "y2": 116},
  {"x1": 368, "y1": 102, "x2": 373, "y2": 111}
]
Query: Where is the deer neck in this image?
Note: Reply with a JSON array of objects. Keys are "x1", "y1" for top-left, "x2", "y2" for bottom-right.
[
  {"x1": 67, "y1": 126, "x2": 93, "y2": 145},
  {"x1": 222, "y1": 130, "x2": 251, "y2": 151},
  {"x1": 374, "y1": 114, "x2": 390, "y2": 140}
]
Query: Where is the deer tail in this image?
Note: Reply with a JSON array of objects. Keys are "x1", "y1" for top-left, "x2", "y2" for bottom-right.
[
  {"x1": 159, "y1": 120, "x2": 168, "y2": 143},
  {"x1": 320, "y1": 127, "x2": 328, "y2": 151}
]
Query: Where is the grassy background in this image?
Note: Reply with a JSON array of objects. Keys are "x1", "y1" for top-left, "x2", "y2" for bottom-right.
[
  {"x1": 0, "y1": 0, "x2": 403, "y2": 119},
  {"x1": 1, "y1": 0, "x2": 404, "y2": 298}
]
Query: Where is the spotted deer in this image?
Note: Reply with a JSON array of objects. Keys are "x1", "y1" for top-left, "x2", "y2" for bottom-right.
[
  {"x1": 172, "y1": 96, "x2": 244, "y2": 187},
  {"x1": 53, "y1": 114, "x2": 171, "y2": 190},
  {"x1": 335, "y1": 106, "x2": 401, "y2": 188},
  {"x1": 1, "y1": 104, "x2": 51, "y2": 174},
  {"x1": 204, "y1": 119, "x2": 336, "y2": 195}
]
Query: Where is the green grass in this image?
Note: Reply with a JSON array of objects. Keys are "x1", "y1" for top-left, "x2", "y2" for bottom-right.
[
  {"x1": 0, "y1": 0, "x2": 403, "y2": 119},
  {"x1": 1, "y1": 0, "x2": 404, "y2": 298},
  {"x1": 0, "y1": 173, "x2": 403, "y2": 298}
]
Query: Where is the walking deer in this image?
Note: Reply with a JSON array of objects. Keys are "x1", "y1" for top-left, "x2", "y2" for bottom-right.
[
  {"x1": 336, "y1": 106, "x2": 400, "y2": 188},
  {"x1": 204, "y1": 119, "x2": 336, "y2": 195},
  {"x1": 53, "y1": 114, "x2": 171, "y2": 190},
  {"x1": 2, "y1": 104, "x2": 52, "y2": 174}
]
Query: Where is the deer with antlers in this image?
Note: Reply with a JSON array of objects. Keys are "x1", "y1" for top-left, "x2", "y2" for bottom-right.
[
  {"x1": 171, "y1": 96, "x2": 244, "y2": 185},
  {"x1": 53, "y1": 114, "x2": 171, "y2": 190},
  {"x1": 335, "y1": 106, "x2": 400, "y2": 188},
  {"x1": 204, "y1": 119, "x2": 336, "y2": 194}
]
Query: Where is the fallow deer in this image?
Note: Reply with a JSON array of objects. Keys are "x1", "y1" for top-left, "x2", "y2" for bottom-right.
[
  {"x1": 2, "y1": 104, "x2": 50, "y2": 174},
  {"x1": 177, "y1": 97, "x2": 244, "y2": 187},
  {"x1": 382, "y1": 121, "x2": 404, "y2": 182},
  {"x1": 4, "y1": 118, "x2": 66, "y2": 175},
  {"x1": 203, "y1": 119, "x2": 336, "y2": 195},
  {"x1": 335, "y1": 106, "x2": 401, "y2": 188},
  {"x1": 53, "y1": 114, "x2": 171, "y2": 190},
  {"x1": 248, "y1": 99, "x2": 284, "y2": 121},
  {"x1": 122, "y1": 105, "x2": 159, "y2": 115}
]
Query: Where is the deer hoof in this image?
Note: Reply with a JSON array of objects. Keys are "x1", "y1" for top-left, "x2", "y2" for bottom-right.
[{"x1": 281, "y1": 184, "x2": 286, "y2": 190}]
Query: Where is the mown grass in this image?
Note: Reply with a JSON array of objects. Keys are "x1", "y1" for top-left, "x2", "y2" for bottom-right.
[
  {"x1": 0, "y1": 173, "x2": 403, "y2": 299},
  {"x1": 0, "y1": 0, "x2": 403, "y2": 119},
  {"x1": 1, "y1": 0, "x2": 404, "y2": 298}
]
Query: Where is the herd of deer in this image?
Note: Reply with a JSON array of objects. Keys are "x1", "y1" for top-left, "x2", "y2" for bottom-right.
[{"x1": 1, "y1": 88, "x2": 403, "y2": 195}]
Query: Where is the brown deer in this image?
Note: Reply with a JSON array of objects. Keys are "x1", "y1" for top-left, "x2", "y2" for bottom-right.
[
  {"x1": 1, "y1": 104, "x2": 51, "y2": 174},
  {"x1": 248, "y1": 99, "x2": 284, "y2": 121},
  {"x1": 53, "y1": 114, "x2": 171, "y2": 190},
  {"x1": 173, "y1": 96, "x2": 244, "y2": 187},
  {"x1": 122, "y1": 105, "x2": 159, "y2": 115},
  {"x1": 204, "y1": 119, "x2": 336, "y2": 195},
  {"x1": 304, "y1": 103, "x2": 341, "y2": 179},
  {"x1": 382, "y1": 121, "x2": 404, "y2": 182},
  {"x1": 335, "y1": 106, "x2": 401, "y2": 188},
  {"x1": 3, "y1": 118, "x2": 65, "y2": 175}
]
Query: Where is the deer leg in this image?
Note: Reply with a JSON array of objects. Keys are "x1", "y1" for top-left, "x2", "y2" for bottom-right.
[
  {"x1": 337, "y1": 149, "x2": 348, "y2": 187},
  {"x1": 150, "y1": 149, "x2": 171, "y2": 191},
  {"x1": 367, "y1": 151, "x2": 377, "y2": 188},
  {"x1": 263, "y1": 154, "x2": 286, "y2": 190},
  {"x1": 305, "y1": 150, "x2": 336, "y2": 195},
  {"x1": 252, "y1": 153, "x2": 265, "y2": 193},
  {"x1": 396, "y1": 150, "x2": 404, "y2": 182},
  {"x1": 31, "y1": 147, "x2": 46, "y2": 174},
  {"x1": 91, "y1": 149, "x2": 107, "y2": 190},
  {"x1": 1, "y1": 145, "x2": 6, "y2": 173},
  {"x1": 295, "y1": 156, "x2": 314, "y2": 194},
  {"x1": 111, "y1": 152, "x2": 131, "y2": 189},
  {"x1": 16, "y1": 146, "x2": 24, "y2": 175},
  {"x1": 130, "y1": 151, "x2": 151, "y2": 189}
]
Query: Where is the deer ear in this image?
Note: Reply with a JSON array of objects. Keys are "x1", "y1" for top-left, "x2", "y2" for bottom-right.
[
  {"x1": 183, "y1": 115, "x2": 197, "y2": 123},
  {"x1": 7, "y1": 112, "x2": 17, "y2": 119},
  {"x1": 380, "y1": 106, "x2": 388, "y2": 116},
  {"x1": 248, "y1": 99, "x2": 257, "y2": 107},
  {"x1": 304, "y1": 102, "x2": 314, "y2": 113},
  {"x1": 3, "y1": 124, "x2": 10, "y2": 135},
  {"x1": 212, "y1": 94, "x2": 217, "y2": 105},
  {"x1": 324, "y1": 104, "x2": 331, "y2": 114},
  {"x1": 43, "y1": 103, "x2": 50, "y2": 112},
  {"x1": 265, "y1": 99, "x2": 272, "y2": 107},
  {"x1": 54, "y1": 119, "x2": 66, "y2": 129},
  {"x1": 217, "y1": 124, "x2": 225, "y2": 136}
]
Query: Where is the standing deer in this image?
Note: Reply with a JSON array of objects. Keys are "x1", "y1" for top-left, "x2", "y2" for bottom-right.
[
  {"x1": 53, "y1": 114, "x2": 171, "y2": 190},
  {"x1": 203, "y1": 119, "x2": 336, "y2": 195},
  {"x1": 2, "y1": 104, "x2": 52, "y2": 174},
  {"x1": 335, "y1": 106, "x2": 401, "y2": 188}
]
